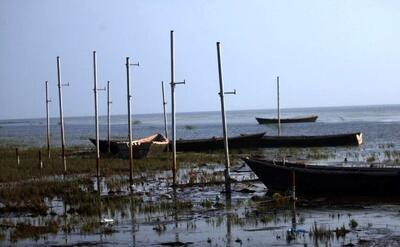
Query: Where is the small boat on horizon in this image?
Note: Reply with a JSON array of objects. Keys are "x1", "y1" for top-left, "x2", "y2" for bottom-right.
[
  {"x1": 243, "y1": 157, "x2": 400, "y2": 196},
  {"x1": 89, "y1": 133, "x2": 169, "y2": 159},
  {"x1": 255, "y1": 77, "x2": 318, "y2": 125},
  {"x1": 255, "y1": 115, "x2": 318, "y2": 124}
]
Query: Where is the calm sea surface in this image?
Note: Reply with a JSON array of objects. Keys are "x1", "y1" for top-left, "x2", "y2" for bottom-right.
[{"x1": 1, "y1": 104, "x2": 400, "y2": 161}]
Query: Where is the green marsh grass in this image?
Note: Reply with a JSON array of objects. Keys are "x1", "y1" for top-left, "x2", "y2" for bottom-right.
[{"x1": 0, "y1": 145, "x2": 253, "y2": 183}]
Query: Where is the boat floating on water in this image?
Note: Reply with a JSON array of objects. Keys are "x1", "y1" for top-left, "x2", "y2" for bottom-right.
[
  {"x1": 89, "y1": 133, "x2": 169, "y2": 159},
  {"x1": 242, "y1": 157, "x2": 400, "y2": 195},
  {"x1": 255, "y1": 115, "x2": 318, "y2": 124},
  {"x1": 259, "y1": 132, "x2": 363, "y2": 147},
  {"x1": 174, "y1": 132, "x2": 265, "y2": 152}
]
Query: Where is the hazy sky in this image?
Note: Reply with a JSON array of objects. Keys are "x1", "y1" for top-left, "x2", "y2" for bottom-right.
[{"x1": 1, "y1": 0, "x2": 399, "y2": 120}]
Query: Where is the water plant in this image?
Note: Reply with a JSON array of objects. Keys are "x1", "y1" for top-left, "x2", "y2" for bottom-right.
[
  {"x1": 10, "y1": 221, "x2": 59, "y2": 242},
  {"x1": 309, "y1": 222, "x2": 332, "y2": 240},
  {"x1": 349, "y1": 219, "x2": 358, "y2": 229}
]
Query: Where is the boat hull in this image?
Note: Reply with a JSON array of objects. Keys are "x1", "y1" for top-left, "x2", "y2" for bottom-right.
[
  {"x1": 243, "y1": 158, "x2": 400, "y2": 195},
  {"x1": 259, "y1": 132, "x2": 363, "y2": 147},
  {"x1": 89, "y1": 134, "x2": 168, "y2": 159},
  {"x1": 115, "y1": 141, "x2": 168, "y2": 159},
  {"x1": 89, "y1": 138, "x2": 121, "y2": 154},
  {"x1": 174, "y1": 132, "x2": 265, "y2": 152},
  {"x1": 256, "y1": 115, "x2": 318, "y2": 124}
]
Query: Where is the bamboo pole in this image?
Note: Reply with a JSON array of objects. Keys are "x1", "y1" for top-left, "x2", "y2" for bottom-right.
[
  {"x1": 126, "y1": 57, "x2": 133, "y2": 186},
  {"x1": 126, "y1": 57, "x2": 139, "y2": 187},
  {"x1": 107, "y1": 81, "x2": 111, "y2": 153},
  {"x1": 277, "y1": 76, "x2": 281, "y2": 136},
  {"x1": 161, "y1": 81, "x2": 168, "y2": 139},
  {"x1": 93, "y1": 51, "x2": 100, "y2": 178},
  {"x1": 216, "y1": 42, "x2": 236, "y2": 194},
  {"x1": 45, "y1": 81, "x2": 51, "y2": 159},
  {"x1": 170, "y1": 30, "x2": 185, "y2": 187},
  {"x1": 56, "y1": 56, "x2": 67, "y2": 172}
]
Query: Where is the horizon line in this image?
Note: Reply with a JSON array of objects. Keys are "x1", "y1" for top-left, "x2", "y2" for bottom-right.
[{"x1": 1, "y1": 103, "x2": 400, "y2": 122}]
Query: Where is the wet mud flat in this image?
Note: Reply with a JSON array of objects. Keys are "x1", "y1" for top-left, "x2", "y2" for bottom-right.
[{"x1": 1, "y1": 162, "x2": 400, "y2": 247}]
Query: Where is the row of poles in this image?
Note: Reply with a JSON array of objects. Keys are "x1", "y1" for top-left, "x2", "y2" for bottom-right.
[{"x1": 42, "y1": 31, "x2": 235, "y2": 193}]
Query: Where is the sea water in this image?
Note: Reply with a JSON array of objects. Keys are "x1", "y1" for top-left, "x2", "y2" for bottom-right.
[{"x1": 1, "y1": 104, "x2": 400, "y2": 157}]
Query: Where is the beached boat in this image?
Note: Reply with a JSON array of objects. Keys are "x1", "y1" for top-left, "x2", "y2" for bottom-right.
[
  {"x1": 242, "y1": 157, "x2": 400, "y2": 195},
  {"x1": 89, "y1": 138, "x2": 120, "y2": 154},
  {"x1": 255, "y1": 115, "x2": 318, "y2": 124},
  {"x1": 174, "y1": 132, "x2": 265, "y2": 152},
  {"x1": 259, "y1": 132, "x2": 363, "y2": 147},
  {"x1": 89, "y1": 133, "x2": 169, "y2": 159}
]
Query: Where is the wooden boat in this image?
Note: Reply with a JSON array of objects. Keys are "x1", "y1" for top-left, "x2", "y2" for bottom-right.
[
  {"x1": 259, "y1": 132, "x2": 363, "y2": 147},
  {"x1": 89, "y1": 138, "x2": 120, "y2": 154},
  {"x1": 174, "y1": 132, "x2": 265, "y2": 152},
  {"x1": 242, "y1": 157, "x2": 400, "y2": 195},
  {"x1": 89, "y1": 133, "x2": 169, "y2": 159},
  {"x1": 255, "y1": 115, "x2": 318, "y2": 124}
]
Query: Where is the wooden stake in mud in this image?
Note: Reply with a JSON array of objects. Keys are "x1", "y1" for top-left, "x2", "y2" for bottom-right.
[
  {"x1": 277, "y1": 76, "x2": 281, "y2": 136},
  {"x1": 107, "y1": 81, "x2": 112, "y2": 153},
  {"x1": 39, "y1": 151, "x2": 43, "y2": 169},
  {"x1": 161, "y1": 81, "x2": 168, "y2": 139},
  {"x1": 56, "y1": 56, "x2": 68, "y2": 172},
  {"x1": 216, "y1": 42, "x2": 236, "y2": 194},
  {"x1": 16, "y1": 148, "x2": 20, "y2": 166},
  {"x1": 126, "y1": 57, "x2": 139, "y2": 187},
  {"x1": 170, "y1": 30, "x2": 186, "y2": 187},
  {"x1": 291, "y1": 170, "x2": 297, "y2": 230},
  {"x1": 93, "y1": 51, "x2": 101, "y2": 178},
  {"x1": 291, "y1": 170, "x2": 296, "y2": 201},
  {"x1": 45, "y1": 81, "x2": 51, "y2": 159}
]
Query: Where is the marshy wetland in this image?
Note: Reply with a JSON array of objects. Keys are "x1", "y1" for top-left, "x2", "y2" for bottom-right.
[
  {"x1": 1, "y1": 144, "x2": 400, "y2": 246},
  {"x1": 2, "y1": 106, "x2": 400, "y2": 246}
]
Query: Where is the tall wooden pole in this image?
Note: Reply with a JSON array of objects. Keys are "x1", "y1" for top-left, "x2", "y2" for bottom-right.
[
  {"x1": 45, "y1": 81, "x2": 51, "y2": 159},
  {"x1": 170, "y1": 31, "x2": 176, "y2": 187},
  {"x1": 277, "y1": 76, "x2": 281, "y2": 136},
  {"x1": 107, "y1": 81, "x2": 111, "y2": 153},
  {"x1": 216, "y1": 42, "x2": 235, "y2": 194},
  {"x1": 93, "y1": 51, "x2": 100, "y2": 178},
  {"x1": 126, "y1": 57, "x2": 139, "y2": 187},
  {"x1": 170, "y1": 30, "x2": 185, "y2": 187},
  {"x1": 126, "y1": 57, "x2": 133, "y2": 186},
  {"x1": 161, "y1": 81, "x2": 168, "y2": 139},
  {"x1": 56, "y1": 56, "x2": 67, "y2": 172}
]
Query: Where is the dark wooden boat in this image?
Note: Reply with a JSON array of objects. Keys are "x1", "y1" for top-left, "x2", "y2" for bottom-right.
[
  {"x1": 89, "y1": 138, "x2": 120, "y2": 154},
  {"x1": 255, "y1": 115, "x2": 318, "y2": 124},
  {"x1": 174, "y1": 132, "x2": 265, "y2": 152},
  {"x1": 89, "y1": 134, "x2": 169, "y2": 159},
  {"x1": 259, "y1": 132, "x2": 363, "y2": 147},
  {"x1": 243, "y1": 157, "x2": 400, "y2": 195}
]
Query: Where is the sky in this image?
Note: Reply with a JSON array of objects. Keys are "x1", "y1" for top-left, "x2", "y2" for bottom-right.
[{"x1": 1, "y1": 0, "x2": 400, "y2": 120}]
